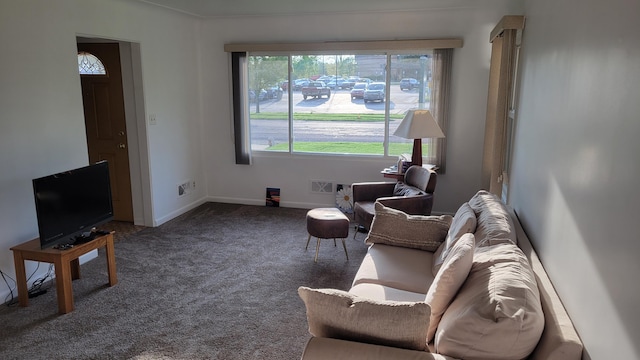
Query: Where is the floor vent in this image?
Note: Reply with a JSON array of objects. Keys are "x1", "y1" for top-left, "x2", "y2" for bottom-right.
[{"x1": 310, "y1": 180, "x2": 333, "y2": 194}]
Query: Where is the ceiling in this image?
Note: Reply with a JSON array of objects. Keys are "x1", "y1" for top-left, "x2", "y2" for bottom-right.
[{"x1": 134, "y1": 0, "x2": 499, "y2": 18}]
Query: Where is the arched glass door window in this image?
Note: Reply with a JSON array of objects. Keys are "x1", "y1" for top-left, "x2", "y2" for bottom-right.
[{"x1": 78, "y1": 51, "x2": 107, "y2": 75}]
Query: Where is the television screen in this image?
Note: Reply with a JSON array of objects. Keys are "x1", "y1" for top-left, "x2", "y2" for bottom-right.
[{"x1": 33, "y1": 161, "x2": 114, "y2": 249}]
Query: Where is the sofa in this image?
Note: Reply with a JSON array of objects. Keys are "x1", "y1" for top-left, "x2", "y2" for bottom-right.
[{"x1": 298, "y1": 190, "x2": 583, "y2": 360}]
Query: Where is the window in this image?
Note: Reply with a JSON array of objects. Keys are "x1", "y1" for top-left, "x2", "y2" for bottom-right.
[
  {"x1": 227, "y1": 40, "x2": 460, "y2": 168},
  {"x1": 78, "y1": 52, "x2": 106, "y2": 75},
  {"x1": 481, "y1": 16, "x2": 525, "y2": 200}
]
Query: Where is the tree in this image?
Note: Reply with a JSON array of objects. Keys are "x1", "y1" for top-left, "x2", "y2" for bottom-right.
[
  {"x1": 338, "y1": 56, "x2": 356, "y2": 77},
  {"x1": 248, "y1": 56, "x2": 287, "y2": 113},
  {"x1": 292, "y1": 55, "x2": 319, "y2": 79}
]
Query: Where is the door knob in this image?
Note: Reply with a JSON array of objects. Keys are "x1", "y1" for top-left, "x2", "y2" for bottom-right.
[
  {"x1": 119, "y1": 131, "x2": 126, "y2": 136},
  {"x1": 118, "y1": 143, "x2": 126, "y2": 149}
]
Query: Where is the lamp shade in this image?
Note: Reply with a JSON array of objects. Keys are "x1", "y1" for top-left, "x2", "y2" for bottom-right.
[{"x1": 393, "y1": 109, "x2": 445, "y2": 139}]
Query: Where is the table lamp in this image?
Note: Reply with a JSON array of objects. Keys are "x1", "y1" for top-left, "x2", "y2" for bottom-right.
[{"x1": 393, "y1": 109, "x2": 445, "y2": 167}]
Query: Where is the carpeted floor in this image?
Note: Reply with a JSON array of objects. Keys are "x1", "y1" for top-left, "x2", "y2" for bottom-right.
[
  {"x1": 97, "y1": 220, "x2": 147, "y2": 241},
  {"x1": 0, "y1": 203, "x2": 368, "y2": 359}
]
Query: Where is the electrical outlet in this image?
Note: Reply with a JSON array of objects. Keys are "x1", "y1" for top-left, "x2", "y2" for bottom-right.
[{"x1": 177, "y1": 180, "x2": 193, "y2": 197}]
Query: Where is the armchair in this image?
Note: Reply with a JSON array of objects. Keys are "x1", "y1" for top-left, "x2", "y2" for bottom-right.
[{"x1": 352, "y1": 166, "x2": 437, "y2": 237}]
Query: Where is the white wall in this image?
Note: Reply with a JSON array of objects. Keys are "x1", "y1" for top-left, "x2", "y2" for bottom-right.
[
  {"x1": 0, "y1": 0, "x2": 204, "y2": 301},
  {"x1": 199, "y1": 2, "x2": 523, "y2": 213},
  {"x1": 511, "y1": 0, "x2": 640, "y2": 358}
]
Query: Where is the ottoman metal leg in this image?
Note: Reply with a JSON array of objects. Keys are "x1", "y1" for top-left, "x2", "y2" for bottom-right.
[
  {"x1": 341, "y1": 238, "x2": 349, "y2": 260},
  {"x1": 305, "y1": 234, "x2": 312, "y2": 250},
  {"x1": 314, "y1": 238, "x2": 321, "y2": 263}
]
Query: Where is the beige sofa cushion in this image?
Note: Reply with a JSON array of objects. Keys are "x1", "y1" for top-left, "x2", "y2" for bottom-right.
[
  {"x1": 434, "y1": 243, "x2": 544, "y2": 360},
  {"x1": 352, "y1": 243, "x2": 435, "y2": 294},
  {"x1": 349, "y1": 283, "x2": 427, "y2": 303},
  {"x1": 432, "y1": 202, "x2": 477, "y2": 276},
  {"x1": 425, "y1": 233, "x2": 475, "y2": 342},
  {"x1": 365, "y1": 202, "x2": 452, "y2": 252},
  {"x1": 298, "y1": 287, "x2": 431, "y2": 351},
  {"x1": 468, "y1": 190, "x2": 517, "y2": 247}
]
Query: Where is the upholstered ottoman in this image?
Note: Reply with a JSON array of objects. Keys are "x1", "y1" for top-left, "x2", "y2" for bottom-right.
[{"x1": 305, "y1": 208, "x2": 350, "y2": 262}]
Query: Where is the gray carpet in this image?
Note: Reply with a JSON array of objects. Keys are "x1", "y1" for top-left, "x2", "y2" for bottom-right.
[{"x1": 0, "y1": 203, "x2": 368, "y2": 359}]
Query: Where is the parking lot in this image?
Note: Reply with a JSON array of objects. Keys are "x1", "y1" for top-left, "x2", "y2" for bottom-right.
[{"x1": 250, "y1": 85, "x2": 425, "y2": 116}]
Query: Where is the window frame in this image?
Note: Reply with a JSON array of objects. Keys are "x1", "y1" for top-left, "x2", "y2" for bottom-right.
[
  {"x1": 481, "y1": 16, "x2": 525, "y2": 200},
  {"x1": 227, "y1": 39, "x2": 461, "y2": 169}
]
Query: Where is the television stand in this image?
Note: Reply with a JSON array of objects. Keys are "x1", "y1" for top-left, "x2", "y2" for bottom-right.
[{"x1": 10, "y1": 232, "x2": 118, "y2": 314}]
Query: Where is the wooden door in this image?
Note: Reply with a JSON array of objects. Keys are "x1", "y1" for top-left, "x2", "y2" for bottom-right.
[{"x1": 78, "y1": 43, "x2": 133, "y2": 222}]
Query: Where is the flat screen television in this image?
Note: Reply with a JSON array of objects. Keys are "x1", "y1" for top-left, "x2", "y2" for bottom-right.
[{"x1": 32, "y1": 161, "x2": 114, "y2": 249}]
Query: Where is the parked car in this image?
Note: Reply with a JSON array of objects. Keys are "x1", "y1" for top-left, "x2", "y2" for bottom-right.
[
  {"x1": 249, "y1": 86, "x2": 282, "y2": 103},
  {"x1": 293, "y1": 78, "x2": 310, "y2": 91},
  {"x1": 350, "y1": 83, "x2": 368, "y2": 99},
  {"x1": 317, "y1": 75, "x2": 335, "y2": 83},
  {"x1": 363, "y1": 82, "x2": 385, "y2": 103},
  {"x1": 301, "y1": 81, "x2": 331, "y2": 99},
  {"x1": 341, "y1": 78, "x2": 357, "y2": 89},
  {"x1": 249, "y1": 89, "x2": 266, "y2": 103},
  {"x1": 400, "y1": 78, "x2": 420, "y2": 90},
  {"x1": 325, "y1": 78, "x2": 346, "y2": 89},
  {"x1": 264, "y1": 86, "x2": 283, "y2": 100}
]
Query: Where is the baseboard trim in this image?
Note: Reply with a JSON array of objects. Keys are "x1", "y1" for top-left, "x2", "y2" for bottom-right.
[
  {"x1": 154, "y1": 198, "x2": 208, "y2": 226},
  {"x1": 157, "y1": 196, "x2": 448, "y2": 226},
  {"x1": 206, "y1": 195, "x2": 331, "y2": 210}
]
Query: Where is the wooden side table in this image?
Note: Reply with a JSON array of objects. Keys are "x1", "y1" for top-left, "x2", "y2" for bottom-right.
[
  {"x1": 381, "y1": 171, "x2": 405, "y2": 181},
  {"x1": 10, "y1": 232, "x2": 118, "y2": 314},
  {"x1": 381, "y1": 165, "x2": 438, "y2": 181}
]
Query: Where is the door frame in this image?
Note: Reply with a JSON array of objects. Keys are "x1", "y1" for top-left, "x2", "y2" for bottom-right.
[{"x1": 77, "y1": 36, "x2": 154, "y2": 227}]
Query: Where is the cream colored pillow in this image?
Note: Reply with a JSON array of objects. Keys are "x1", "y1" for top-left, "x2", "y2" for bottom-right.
[
  {"x1": 425, "y1": 233, "x2": 475, "y2": 342},
  {"x1": 298, "y1": 286, "x2": 431, "y2": 351},
  {"x1": 434, "y1": 243, "x2": 544, "y2": 359},
  {"x1": 468, "y1": 190, "x2": 517, "y2": 247},
  {"x1": 432, "y1": 202, "x2": 476, "y2": 276},
  {"x1": 365, "y1": 202, "x2": 452, "y2": 252}
]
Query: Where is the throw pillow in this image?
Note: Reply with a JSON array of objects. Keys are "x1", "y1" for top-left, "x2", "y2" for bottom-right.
[
  {"x1": 365, "y1": 202, "x2": 452, "y2": 252},
  {"x1": 425, "y1": 233, "x2": 475, "y2": 342},
  {"x1": 393, "y1": 182, "x2": 425, "y2": 196},
  {"x1": 434, "y1": 243, "x2": 544, "y2": 359},
  {"x1": 298, "y1": 287, "x2": 431, "y2": 351},
  {"x1": 468, "y1": 190, "x2": 517, "y2": 247},
  {"x1": 432, "y1": 202, "x2": 477, "y2": 276}
]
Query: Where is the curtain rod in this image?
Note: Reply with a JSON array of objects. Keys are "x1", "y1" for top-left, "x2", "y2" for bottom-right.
[{"x1": 224, "y1": 38, "x2": 463, "y2": 53}]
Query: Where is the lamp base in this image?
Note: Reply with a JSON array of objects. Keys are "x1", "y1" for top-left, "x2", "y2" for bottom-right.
[{"x1": 411, "y1": 139, "x2": 423, "y2": 167}]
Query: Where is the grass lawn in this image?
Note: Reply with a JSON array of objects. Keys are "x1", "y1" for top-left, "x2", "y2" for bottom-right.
[
  {"x1": 267, "y1": 141, "x2": 417, "y2": 154},
  {"x1": 252, "y1": 112, "x2": 418, "y2": 154}
]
